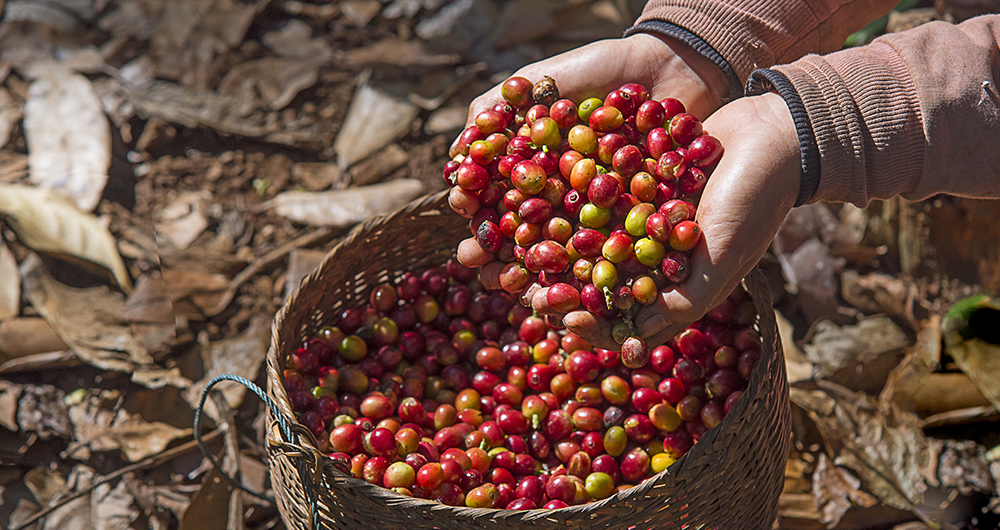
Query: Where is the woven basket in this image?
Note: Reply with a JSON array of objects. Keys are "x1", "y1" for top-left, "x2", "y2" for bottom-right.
[{"x1": 265, "y1": 189, "x2": 790, "y2": 530}]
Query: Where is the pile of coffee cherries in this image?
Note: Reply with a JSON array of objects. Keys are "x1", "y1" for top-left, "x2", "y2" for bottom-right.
[
  {"x1": 447, "y1": 77, "x2": 724, "y2": 369},
  {"x1": 283, "y1": 257, "x2": 761, "y2": 510}
]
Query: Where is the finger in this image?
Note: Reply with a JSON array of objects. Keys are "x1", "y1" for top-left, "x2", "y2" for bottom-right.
[
  {"x1": 562, "y1": 310, "x2": 618, "y2": 351},
  {"x1": 456, "y1": 238, "x2": 495, "y2": 268},
  {"x1": 530, "y1": 286, "x2": 568, "y2": 320},
  {"x1": 479, "y1": 261, "x2": 504, "y2": 291}
]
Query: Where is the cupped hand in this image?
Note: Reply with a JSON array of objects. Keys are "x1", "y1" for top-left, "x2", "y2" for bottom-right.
[
  {"x1": 449, "y1": 32, "x2": 728, "y2": 158},
  {"x1": 562, "y1": 92, "x2": 802, "y2": 349}
]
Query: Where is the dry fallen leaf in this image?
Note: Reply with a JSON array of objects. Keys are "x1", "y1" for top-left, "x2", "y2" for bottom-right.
[
  {"x1": 178, "y1": 466, "x2": 231, "y2": 530},
  {"x1": 0, "y1": 317, "x2": 69, "y2": 363},
  {"x1": 342, "y1": 38, "x2": 461, "y2": 67},
  {"x1": 36, "y1": 465, "x2": 98, "y2": 530},
  {"x1": 155, "y1": 191, "x2": 211, "y2": 251},
  {"x1": 0, "y1": 380, "x2": 21, "y2": 431},
  {"x1": 24, "y1": 66, "x2": 111, "y2": 212},
  {"x1": 812, "y1": 453, "x2": 878, "y2": 527},
  {"x1": 182, "y1": 315, "x2": 270, "y2": 417},
  {"x1": 333, "y1": 80, "x2": 419, "y2": 170},
  {"x1": 20, "y1": 254, "x2": 151, "y2": 371},
  {"x1": 791, "y1": 381, "x2": 940, "y2": 524},
  {"x1": 24, "y1": 466, "x2": 67, "y2": 507},
  {"x1": 292, "y1": 162, "x2": 342, "y2": 191},
  {"x1": 0, "y1": 87, "x2": 21, "y2": 149},
  {"x1": 67, "y1": 390, "x2": 189, "y2": 462},
  {"x1": 261, "y1": 19, "x2": 334, "y2": 60},
  {"x1": 0, "y1": 184, "x2": 132, "y2": 291},
  {"x1": 775, "y1": 310, "x2": 812, "y2": 383},
  {"x1": 263, "y1": 178, "x2": 424, "y2": 226},
  {"x1": 93, "y1": 480, "x2": 140, "y2": 530},
  {"x1": 340, "y1": 0, "x2": 382, "y2": 26},
  {"x1": 349, "y1": 143, "x2": 409, "y2": 187},
  {"x1": 285, "y1": 248, "x2": 327, "y2": 299},
  {"x1": 801, "y1": 315, "x2": 910, "y2": 379},
  {"x1": 16, "y1": 383, "x2": 72, "y2": 439},
  {"x1": 217, "y1": 58, "x2": 321, "y2": 111},
  {"x1": 0, "y1": 238, "x2": 19, "y2": 321}
]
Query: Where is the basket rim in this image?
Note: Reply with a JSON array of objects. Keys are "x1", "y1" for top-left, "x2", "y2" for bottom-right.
[{"x1": 265, "y1": 189, "x2": 788, "y2": 521}]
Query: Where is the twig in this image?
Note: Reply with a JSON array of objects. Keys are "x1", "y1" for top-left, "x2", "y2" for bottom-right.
[{"x1": 9, "y1": 429, "x2": 224, "y2": 530}]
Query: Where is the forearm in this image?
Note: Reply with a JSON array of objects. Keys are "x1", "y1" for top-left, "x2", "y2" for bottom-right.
[
  {"x1": 751, "y1": 15, "x2": 1000, "y2": 206},
  {"x1": 626, "y1": 0, "x2": 899, "y2": 99}
]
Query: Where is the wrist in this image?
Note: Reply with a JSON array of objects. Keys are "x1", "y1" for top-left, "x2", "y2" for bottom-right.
[{"x1": 624, "y1": 22, "x2": 737, "y2": 107}]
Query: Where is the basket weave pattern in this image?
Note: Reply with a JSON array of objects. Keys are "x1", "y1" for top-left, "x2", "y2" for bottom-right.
[{"x1": 265, "y1": 190, "x2": 790, "y2": 530}]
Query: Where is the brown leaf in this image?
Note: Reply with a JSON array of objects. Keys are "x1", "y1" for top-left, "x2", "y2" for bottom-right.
[
  {"x1": 93, "y1": 480, "x2": 139, "y2": 530},
  {"x1": 0, "y1": 238, "x2": 19, "y2": 320},
  {"x1": 24, "y1": 466, "x2": 66, "y2": 507},
  {"x1": 812, "y1": 453, "x2": 878, "y2": 527},
  {"x1": 945, "y1": 337, "x2": 1000, "y2": 413},
  {"x1": 284, "y1": 248, "x2": 327, "y2": 300},
  {"x1": 291, "y1": 162, "x2": 342, "y2": 191},
  {"x1": 801, "y1": 316, "x2": 910, "y2": 378},
  {"x1": 0, "y1": 87, "x2": 20, "y2": 149},
  {"x1": 217, "y1": 58, "x2": 321, "y2": 111},
  {"x1": 20, "y1": 255, "x2": 151, "y2": 372},
  {"x1": 24, "y1": 65, "x2": 111, "y2": 212},
  {"x1": 264, "y1": 179, "x2": 424, "y2": 227},
  {"x1": 0, "y1": 317, "x2": 68, "y2": 362},
  {"x1": 333, "y1": 80, "x2": 419, "y2": 170},
  {"x1": 64, "y1": 389, "x2": 169, "y2": 462},
  {"x1": 182, "y1": 315, "x2": 270, "y2": 416},
  {"x1": 775, "y1": 310, "x2": 812, "y2": 383},
  {"x1": 16, "y1": 384, "x2": 72, "y2": 439},
  {"x1": 179, "y1": 466, "x2": 231, "y2": 530},
  {"x1": 790, "y1": 381, "x2": 936, "y2": 521},
  {"x1": 160, "y1": 268, "x2": 230, "y2": 318},
  {"x1": 122, "y1": 273, "x2": 175, "y2": 324},
  {"x1": 37, "y1": 465, "x2": 97, "y2": 530},
  {"x1": 154, "y1": 190, "x2": 211, "y2": 251},
  {"x1": 261, "y1": 19, "x2": 334, "y2": 60},
  {"x1": 339, "y1": 0, "x2": 381, "y2": 26},
  {"x1": 349, "y1": 143, "x2": 410, "y2": 187},
  {"x1": 0, "y1": 184, "x2": 132, "y2": 291},
  {"x1": 841, "y1": 270, "x2": 914, "y2": 323},
  {"x1": 0, "y1": 380, "x2": 21, "y2": 431},
  {"x1": 68, "y1": 404, "x2": 189, "y2": 463},
  {"x1": 343, "y1": 38, "x2": 460, "y2": 67}
]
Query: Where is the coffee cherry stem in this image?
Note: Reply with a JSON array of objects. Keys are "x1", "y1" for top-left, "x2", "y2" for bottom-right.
[{"x1": 602, "y1": 286, "x2": 614, "y2": 311}]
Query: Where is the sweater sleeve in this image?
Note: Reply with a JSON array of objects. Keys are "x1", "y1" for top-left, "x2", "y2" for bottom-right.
[
  {"x1": 626, "y1": 0, "x2": 900, "y2": 99},
  {"x1": 751, "y1": 15, "x2": 1000, "y2": 206}
]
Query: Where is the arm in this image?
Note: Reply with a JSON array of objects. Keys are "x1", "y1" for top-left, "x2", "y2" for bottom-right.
[
  {"x1": 753, "y1": 14, "x2": 1000, "y2": 206},
  {"x1": 628, "y1": 0, "x2": 902, "y2": 100},
  {"x1": 621, "y1": 15, "x2": 1000, "y2": 349}
]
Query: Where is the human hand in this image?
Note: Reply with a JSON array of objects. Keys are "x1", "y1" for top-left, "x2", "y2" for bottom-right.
[
  {"x1": 551, "y1": 92, "x2": 802, "y2": 349},
  {"x1": 449, "y1": 32, "x2": 729, "y2": 158}
]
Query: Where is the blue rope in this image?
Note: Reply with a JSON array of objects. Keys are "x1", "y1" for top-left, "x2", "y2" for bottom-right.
[{"x1": 193, "y1": 374, "x2": 322, "y2": 529}]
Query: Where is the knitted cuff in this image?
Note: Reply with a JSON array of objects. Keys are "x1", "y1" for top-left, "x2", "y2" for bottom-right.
[
  {"x1": 746, "y1": 68, "x2": 819, "y2": 207},
  {"x1": 624, "y1": 20, "x2": 742, "y2": 103}
]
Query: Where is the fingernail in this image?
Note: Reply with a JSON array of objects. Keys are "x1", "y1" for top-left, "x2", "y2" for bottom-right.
[{"x1": 638, "y1": 314, "x2": 667, "y2": 337}]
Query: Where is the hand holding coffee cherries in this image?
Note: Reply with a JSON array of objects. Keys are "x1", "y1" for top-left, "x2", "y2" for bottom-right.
[
  {"x1": 564, "y1": 93, "x2": 801, "y2": 350},
  {"x1": 449, "y1": 70, "x2": 800, "y2": 357},
  {"x1": 451, "y1": 33, "x2": 728, "y2": 160},
  {"x1": 448, "y1": 73, "x2": 740, "y2": 367}
]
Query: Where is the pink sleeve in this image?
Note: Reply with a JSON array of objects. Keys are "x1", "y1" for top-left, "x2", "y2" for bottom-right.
[
  {"x1": 769, "y1": 15, "x2": 1000, "y2": 205},
  {"x1": 634, "y1": 0, "x2": 900, "y2": 83}
]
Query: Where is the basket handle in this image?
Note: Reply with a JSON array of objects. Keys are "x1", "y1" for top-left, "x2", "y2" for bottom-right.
[{"x1": 193, "y1": 374, "x2": 323, "y2": 530}]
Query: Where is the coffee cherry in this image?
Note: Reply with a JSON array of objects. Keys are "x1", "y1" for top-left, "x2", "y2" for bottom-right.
[
  {"x1": 668, "y1": 113, "x2": 703, "y2": 146},
  {"x1": 588, "y1": 106, "x2": 623, "y2": 133},
  {"x1": 502, "y1": 77, "x2": 534, "y2": 107},
  {"x1": 531, "y1": 75, "x2": 559, "y2": 107}
]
